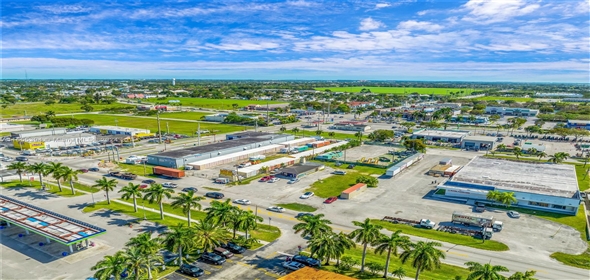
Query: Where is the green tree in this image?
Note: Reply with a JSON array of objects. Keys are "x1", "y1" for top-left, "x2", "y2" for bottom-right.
[
  {"x1": 391, "y1": 267, "x2": 406, "y2": 280},
  {"x1": 339, "y1": 256, "x2": 358, "y2": 271},
  {"x1": 143, "y1": 184, "x2": 174, "y2": 220},
  {"x1": 279, "y1": 126, "x2": 287, "y2": 132},
  {"x1": 293, "y1": 213, "x2": 333, "y2": 238},
  {"x1": 355, "y1": 131, "x2": 364, "y2": 141},
  {"x1": 45, "y1": 110, "x2": 56, "y2": 118},
  {"x1": 536, "y1": 151, "x2": 547, "y2": 161},
  {"x1": 401, "y1": 122, "x2": 416, "y2": 132},
  {"x1": 119, "y1": 183, "x2": 143, "y2": 212},
  {"x1": 367, "y1": 262, "x2": 385, "y2": 276},
  {"x1": 61, "y1": 167, "x2": 82, "y2": 195},
  {"x1": 373, "y1": 230, "x2": 411, "y2": 278},
  {"x1": 548, "y1": 152, "x2": 569, "y2": 164},
  {"x1": 46, "y1": 162, "x2": 65, "y2": 191},
  {"x1": 400, "y1": 241, "x2": 446, "y2": 280},
  {"x1": 91, "y1": 251, "x2": 127, "y2": 280},
  {"x1": 356, "y1": 176, "x2": 379, "y2": 188},
  {"x1": 403, "y1": 139, "x2": 426, "y2": 152},
  {"x1": 235, "y1": 209, "x2": 263, "y2": 239},
  {"x1": 193, "y1": 219, "x2": 230, "y2": 253},
  {"x1": 465, "y1": 261, "x2": 510, "y2": 280},
  {"x1": 349, "y1": 218, "x2": 383, "y2": 272},
  {"x1": 507, "y1": 270, "x2": 537, "y2": 280},
  {"x1": 7, "y1": 161, "x2": 27, "y2": 183},
  {"x1": 486, "y1": 190, "x2": 501, "y2": 202},
  {"x1": 171, "y1": 190, "x2": 203, "y2": 226},
  {"x1": 309, "y1": 231, "x2": 338, "y2": 265},
  {"x1": 328, "y1": 132, "x2": 335, "y2": 138},
  {"x1": 333, "y1": 231, "x2": 355, "y2": 266},
  {"x1": 291, "y1": 127, "x2": 300, "y2": 136},
  {"x1": 496, "y1": 144, "x2": 506, "y2": 151},
  {"x1": 93, "y1": 177, "x2": 118, "y2": 204},
  {"x1": 27, "y1": 162, "x2": 47, "y2": 186},
  {"x1": 205, "y1": 199, "x2": 236, "y2": 227},
  {"x1": 122, "y1": 247, "x2": 149, "y2": 280},
  {"x1": 161, "y1": 224, "x2": 195, "y2": 266},
  {"x1": 497, "y1": 192, "x2": 518, "y2": 208},
  {"x1": 125, "y1": 233, "x2": 162, "y2": 280},
  {"x1": 513, "y1": 147, "x2": 522, "y2": 159}
]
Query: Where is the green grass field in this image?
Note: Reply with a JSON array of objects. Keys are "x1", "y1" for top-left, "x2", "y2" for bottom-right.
[
  {"x1": 71, "y1": 114, "x2": 246, "y2": 135},
  {"x1": 307, "y1": 172, "x2": 367, "y2": 198},
  {"x1": 276, "y1": 203, "x2": 317, "y2": 212},
  {"x1": 1, "y1": 102, "x2": 133, "y2": 117},
  {"x1": 372, "y1": 220, "x2": 508, "y2": 251},
  {"x1": 144, "y1": 97, "x2": 286, "y2": 110},
  {"x1": 156, "y1": 112, "x2": 210, "y2": 121},
  {"x1": 473, "y1": 96, "x2": 534, "y2": 102},
  {"x1": 315, "y1": 87, "x2": 475, "y2": 95}
]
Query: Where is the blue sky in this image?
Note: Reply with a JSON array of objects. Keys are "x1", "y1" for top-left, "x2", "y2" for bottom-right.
[{"x1": 1, "y1": 0, "x2": 589, "y2": 82}]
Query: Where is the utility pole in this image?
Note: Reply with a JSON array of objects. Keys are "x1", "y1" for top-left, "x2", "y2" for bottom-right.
[
  {"x1": 166, "y1": 122, "x2": 170, "y2": 134},
  {"x1": 157, "y1": 111, "x2": 162, "y2": 144},
  {"x1": 266, "y1": 101, "x2": 270, "y2": 125},
  {"x1": 255, "y1": 120, "x2": 258, "y2": 132},
  {"x1": 197, "y1": 122, "x2": 201, "y2": 146}
]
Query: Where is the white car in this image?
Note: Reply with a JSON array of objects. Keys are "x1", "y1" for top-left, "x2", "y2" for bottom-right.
[
  {"x1": 282, "y1": 261, "x2": 305, "y2": 271},
  {"x1": 162, "y1": 182, "x2": 178, "y2": 188},
  {"x1": 267, "y1": 206, "x2": 285, "y2": 213},
  {"x1": 268, "y1": 178, "x2": 280, "y2": 183},
  {"x1": 233, "y1": 199, "x2": 251, "y2": 205},
  {"x1": 300, "y1": 192, "x2": 314, "y2": 199},
  {"x1": 287, "y1": 178, "x2": 300, "y2": 184},
  {"x1": 507, "y1": 211, "x2": 521, "y2": 218}
]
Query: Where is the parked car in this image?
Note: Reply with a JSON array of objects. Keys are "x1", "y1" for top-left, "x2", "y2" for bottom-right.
[
  {"x1": 179, "y1": 264, "x2": 204, "y2": 277},
  {"x1": 88, "y1": 167, "x2": 100, "y2": 172},
  {"x1": 295, "y1": 213, "x2": 314, "y2": 219},
  {"x1": 142, "y1": 179, "x2": 156, "y2": 184},
  {"x1": 222, "y1": 242, "x2": 246, "y2": 254},
  {"x1": 268, "y1": 177, "x2": 280, "y2": 183},
  {"x1": 507, "y1": 211, "x2": 521, "y2": 218},
  {"x1": 300, "y1": 192, "x2": 314, "y2": 199},
  {"x1": 206, "y1": 192, "x2": 224, "y2": 199},
  {"x1": 199, "y1": 252, "x2": 226, "y2": 265},
  {"x1": 182, "y1": 187, "x2": 198, "y2": 192},
  {"x1": 282, "y1": 261, "x2": 305, "y2": 271},
  {"x1": 139, "y1": 184, "x2": 149, "y2": 189},
  {"x1": 267, "y1": 206, "x2": 285, "y2": 213},
  {"x1": 213, "y1": 247, "x2": 234, "y2": 259},
  {"x1": 15, "y1": 156, "x2": 28, "y2": 162},
  {"x1": 259, "y1": 176, "x2": 275, "y2": 182},
  {"x1": 332, "y1": 170, "x2": 346, "y2": 175},
  {"x1": 293, "y1": 255, "x2": 321, "y2": 267},
  {"x1": 78, "y1": 169, "x2": 89, "y2": 173},
  {"x1": 324, "y1": 196, "x2": 338, "y2": 204},
  {"x1": 288, "y1": 178, "x2": 300, "y2": 184},
  {"x1": 162, "y1": 182, "x2": 178, "y2": 188},
  {"x1": 233, "y1": 199, "x2": 251, "y2": 205},
  {"x1": 347, "y1": 164, "x2": 356, "y2": 169}
]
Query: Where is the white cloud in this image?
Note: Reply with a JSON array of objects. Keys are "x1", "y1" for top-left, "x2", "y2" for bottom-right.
[
  {"x1": 397, "y1": 20, "x2": 443, "y2": 32},
  {"x1": 461, "y1": 0, "x2": 540, "y2": 24},
  {"x1": 375, "y1": 3, "x2": 391, "y2": 9},
  {"x1": 205, "y1": 41, "x2": 280, "y2": 51},
  {"x1": 36, "y1": 4, "x2": 93, "y2": 14},
  {"x1": 359, "y1": 18, "x2": 385, "y2": 31}
]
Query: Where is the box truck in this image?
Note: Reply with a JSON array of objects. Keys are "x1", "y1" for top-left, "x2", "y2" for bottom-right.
[
  {"x1": 153, "y1": 166, "x2": 185, "y2": 178},
  {"x1": 452, "y1": 211, "x2": 503, "y2": 231}
]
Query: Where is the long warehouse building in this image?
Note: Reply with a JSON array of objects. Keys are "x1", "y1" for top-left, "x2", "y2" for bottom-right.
[{"x1": 147, "y1": 132, "x2": 294, "y2": 168}]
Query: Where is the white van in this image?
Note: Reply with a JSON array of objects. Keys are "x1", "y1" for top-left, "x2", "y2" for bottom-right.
[
  {"x1": 22, "y1": 150, "x2": 36, "y2": 156},
  {"x1": 215, "y1": 178, "x2": 230, "y2": 184}
]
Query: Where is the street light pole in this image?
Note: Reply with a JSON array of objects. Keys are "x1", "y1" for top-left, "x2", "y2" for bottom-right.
[{"x1": 143, "y1": 200, "x2": 147, "y2": 220}]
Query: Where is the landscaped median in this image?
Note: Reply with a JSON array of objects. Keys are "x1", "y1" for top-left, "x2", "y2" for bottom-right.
[
  {"x1": 276, "y1": 203, "x2": 317, "y2": 212},
  {"x1": 0, "y1": 181, "x2": 98, "y2": 197},
  {"x1": 371, "y1": 219, "x2": 509, "y2": 251},
  {"x1": 82, "y1": 199, "x2": 281, "y2": 245}
]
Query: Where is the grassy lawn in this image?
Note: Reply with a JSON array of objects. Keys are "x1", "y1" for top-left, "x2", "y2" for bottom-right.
[
  {"x1": 82, "y1": 201, "x2": 185, "y2": 228},
  {"x1": 575, "y1": 165, "x2": 589, "y2": 191},
  {"x1": 121, "y1": 197, "x2": 208, "y2": 222},
  {"x1": 325, "y1": 245, "x2": 469, "y2": 279},
  {"x1": 71, "y1": 114, "x2": 246, "y2": 135},
  {"x1": 156, "y1": 111, "x2": 210, "y2": 120},
  {"x1": 551, "y1": 250, "x2": 590, "y2": 270},
  {"x1": 276, "y1": 203, "x2": 317, "y2": 212},
  {"x1": 0, "y1": 181, "x2": 83, "y2": 197},
  {"x1": 315, "y1": 87, "x2": 475, "y2": 95},
  {"x1": 313, "y1": 160, "x2": 387, "y2": 175},
  {"x1": 307, "y1": 172, "x2": 367, "y2": 198},
  {"x1": 281, "y1": 129, "x2": 367, "y2": 141},
  {"x1": 0, "y1": 132, "x2": 11, "y2": 137},
  {"x1": 203, "y1": 187, "x2": 222, "y2": 191},
  {"x1": 144, "y1": 97, "x2": 286, "y2": 110},
  {"x1": 1, "y1": 102, "x2": 133, "y2": 117},
  {"x1": 473, "y1": 96, "x2": 534, "y2": 102},
  {"x1": 116, "y1": 162, "x2": 155, "y2": 176},
  {"x1": 251, "y1": 223, "x2": 281, "y2": 242},
  {"x1": 372, "y1": 220, "x2": 509, "y2": 251}
]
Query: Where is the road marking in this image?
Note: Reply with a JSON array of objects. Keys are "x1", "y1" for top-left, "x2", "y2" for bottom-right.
[
  {"x1": 237, "y1": 262, "x2": 252, "y2": 267},
  {"x1": 531, "y1": 268, "x2": 548, "y2": 274},
  {"x1": 447, "y1": 251, "x2": 468, "y2": 257},
  {"x1": 204, "y1": 271, "x2": 212, "y2": 275},
  {"x1": 264, "y1": 251, "x2": 278, "y2": 259}
]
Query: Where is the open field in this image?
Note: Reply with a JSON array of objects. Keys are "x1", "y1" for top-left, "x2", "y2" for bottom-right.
[
  {"x1": 1, "y1": 102, "x2": 133, "y2": 117},
  {"x1": 156, "y1": 111, "x2": 210, "y2": 121},
  {"x1": 71, "y1": 114, "x2": 246, "y2": 135},
  {"x1": 307, "y1": 172, "x2": 366, "y2": 198},
  {"x1": 315, "y1": 87, "x2": 475, "y2": 95},
  {"x1": 144, "y1": 97, "x2": 286, "y2": 110},
  {"x1": 472, "y1": 96, "x2": 534, "y2": 102}
]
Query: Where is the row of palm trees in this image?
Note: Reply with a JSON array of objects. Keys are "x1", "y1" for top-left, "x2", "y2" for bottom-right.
[
  {"x1": 293, "y1": 216, "x2": 537, "y2": 280},
  {"x1": 494, "y1": 145, "x2": 569, "y2": 163},
  {"x1": 7, "y1": 161, "x2": 82, "y2": 194},
  {"x1": 91, "y1": 198, "x2": 265, "y2": 280}
]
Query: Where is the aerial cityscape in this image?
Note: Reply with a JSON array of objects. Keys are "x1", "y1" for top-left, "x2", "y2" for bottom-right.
[{"x1": 1, "y1": 1, "x2": 589, "y2": 280}]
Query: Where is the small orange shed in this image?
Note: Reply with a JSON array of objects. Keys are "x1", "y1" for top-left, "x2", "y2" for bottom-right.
[{"x1": 340, "y1": 183, "x2": 367, "y2": 199}]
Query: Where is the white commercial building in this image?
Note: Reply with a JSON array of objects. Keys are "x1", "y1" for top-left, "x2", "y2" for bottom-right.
[
  {"x1": 412, "y1": 129, "x2": 470, "y2": 143},
  {"x1": 88, "y1": 126, "x2": 151, "y2": 136}
]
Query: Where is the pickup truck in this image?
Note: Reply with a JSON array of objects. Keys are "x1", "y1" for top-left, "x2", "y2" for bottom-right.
[
  {"x1": 109, "y1": 171, "x2": 137, "y2": 180},
  {"x1": 419, "y1": 219, "x2": 436, "y2": 229}
]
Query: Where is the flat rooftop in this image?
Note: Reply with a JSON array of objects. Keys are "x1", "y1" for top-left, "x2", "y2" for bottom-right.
[
  {"x1": 413, "y1": 129, "x2": 470, "y2": 138},
  {"x1": 463, "y1": 135, "x2": 496, "y2": 142},
  {"x1": 152, "y1": 135, "x2": 284, "y2": 159},
  {"x1": 451, "y1": 157, "x2": 578, "y2": 198},
  {"x1": 0, "y1": 195, "x2": 106, "y2": 245},
  {"x1": 11, "y1": 128, "x2": 67, "y2": 135},
  {"x1": 91, "y1": 126, "x2": 149, "y2": 132}
]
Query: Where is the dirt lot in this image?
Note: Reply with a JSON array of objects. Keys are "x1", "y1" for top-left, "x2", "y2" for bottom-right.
[{"x1": 338, "y1": 144, "x2": 399, "y2": 163}]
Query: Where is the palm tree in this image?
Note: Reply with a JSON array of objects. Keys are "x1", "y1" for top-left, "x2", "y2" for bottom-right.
[
  {"x1": 119, "y1": 183, "x2": 143, "y2": 212},
  {"x1": 333, "y1": 231, "x2": 355, "y2": 266},
  {"x1": 548, "y1": 152, "x2": 569, "y2": 164},
  {"x1": 91, "y1": 251, "x2": 127, "y2": 280},
  {"x1": 205, "y1": 199, "x2": 236, "y2": 227},
  {"x1": 8, "y1": 162, "x2": 28, "y2": 183},
  {"x1": 465, "y1": 261, "x2": 509, "y2": 280},
  {"x1": 45, "y1": 162, "x2": 64, "y2": 191},
  {"x1": 143, "y1": 184, "x2": 174, "y2": 220},
  {"x1": 349, "y1": 218, "x2": 383, "y2": 272},
  {"x1": 513, "y1": 147, "x2": 522, "y2": 159},
  {"x1": 536, "y1": 151, "x2": 547, "y2": 161},
  {"x1": 507, "y1": 270, "x2": 537, "y2": 280},
  {"x1": 316, "y1": 129, "x2": 323, "y2": 136},
  {"x1": 170, "y1": 190, "x2": 202, "y2": 226},
  {"x1": 391, "y1": 267, "x2": 406, "y2": 280},
  {"x1": 161, "y1": 224, "x2": 195, "y2": 267},
  {"x1": 527, "y1": 148, "x2": 538, "y2": 156},
  {"x1": 291, "y1": 127, "x2": 300, "y2": 136},
  {"x1": 486, "y1": 190, "x2": 501, "y2": 202},
  {"x1": 328, "y1": 132, "x2": 335, "y2": 138},
  {"x1": 122, "y1": 247, "x2": 149, "y2": 280},
  {"x1": 235, "y1": 209, "x2": 263, "y2": 239},
  {"x1": 125, "y1": 233, "x2": 162, "y2": 279},
  {"x1": 279, "y1": 126, "x2": 287, "y2": 133},
  {"x1": 400, "y1": 241, "x2": 446, "y2": 280},
  {"x1": 193, "y1": 219, "x2": 230, "y2": 252},
  {"x1": 45, "y1": 110, "x2": 56, "y2": 118},
  {"x1": 373, "y1": 230, "x2": 412, "y2": 278},
  {"x1": 60, "y1": 167, "x2": 82, "y2": 195},
  {"x1": 293, "y1": 213, "x2": 333, "y2": 238},
  {"x1": 308, "y1": 231, "x2": 338, "y2": 265},
  {"x1": 497, "y1": 192, "x2": 518, "y2": 208},
  {"x1": 93, "y1": 177, "x2": 118, "y2": 204},
  {"x1": 496, "y1": 144, "x2": 506, "y2": 151},
  {"x1": 27, "y1": 162, "x2": 47, "y2": 186}
]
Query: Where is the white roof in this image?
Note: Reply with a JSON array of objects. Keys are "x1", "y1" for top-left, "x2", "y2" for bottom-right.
[
  {"x1": 280, "y1": 138, "x2": 315, "y2": 146},
  {"x1": 187, "y1": 145, "x2": 283, "y2": 166},
  {"x1": 238, "y1": 157, "x2": 297, "y2": 173}
]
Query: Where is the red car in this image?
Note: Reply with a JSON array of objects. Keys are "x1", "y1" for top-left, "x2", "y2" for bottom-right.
[
  {"x1": 139, "y1": 184, "x2": 149, "y2": 189},
  {"x1": 324, "y1": 196, "x2": 338, "y2": 204},
  {"x1": 259, "y1": 176, "x2": 275, "y2": 182}
]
